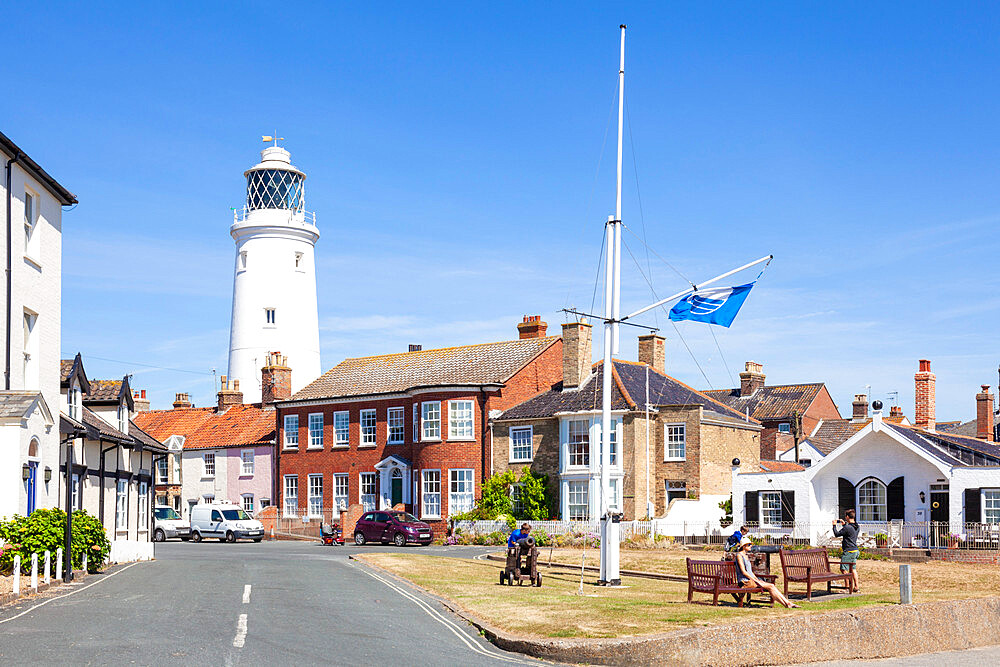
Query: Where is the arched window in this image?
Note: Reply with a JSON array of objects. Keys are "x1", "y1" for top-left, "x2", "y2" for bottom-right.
[
  {"x1": 28, "y1": 438, "x2": 39, "y2": 458},
  {"x1": 857, "y1": 478, "x2": 887, "y2": 522}
]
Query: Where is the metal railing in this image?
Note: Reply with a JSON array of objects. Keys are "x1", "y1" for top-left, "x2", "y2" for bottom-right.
[{"x1": 232, "y1": 206, "x2": 316, "y2": 226}]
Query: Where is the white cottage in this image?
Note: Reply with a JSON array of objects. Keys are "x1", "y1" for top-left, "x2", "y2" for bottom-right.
[{"x1": 733, "y1": 406, "x2": 1000, "y2": 546}]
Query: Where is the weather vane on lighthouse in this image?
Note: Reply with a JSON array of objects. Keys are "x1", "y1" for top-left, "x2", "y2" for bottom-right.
[{"x1": 261, "y1": 133, "x2": 284, "y2": 147}]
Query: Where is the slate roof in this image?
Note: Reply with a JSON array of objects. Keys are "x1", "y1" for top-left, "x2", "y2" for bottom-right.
[
  {"x1": 937, "y1": 419, "x2": 979, "y2": 438},
  {"x1": 289, "y1": 336, "x2": 560, "y2": 401},
  {"x1": 498, "y1": 360, "x2": 758, "y2": 423},
  {"x1": 885, "y1": 422, "x2": 1000, "y2": 467},
  {"x1": 760, "y1": 460, "x2": 805, "y2": 473},
  {"x1": 702, "y1": 383, "x2": 825, "y2": 421},
  {"x1": 0, "y1": 391, "x2": 44, "y2": 419},
  {"x1": 133, "y1": 404, "x2": 276, "y2": 451}
]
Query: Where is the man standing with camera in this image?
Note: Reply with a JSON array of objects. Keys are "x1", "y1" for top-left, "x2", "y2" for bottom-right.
[{"x1": 833, "y1": 509, "x2": 861, "y2": 593}]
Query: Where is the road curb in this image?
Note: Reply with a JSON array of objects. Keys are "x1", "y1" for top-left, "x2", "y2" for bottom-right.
[{"x1": 353, "y1": 554, "x2": 1000, "y2": 666}]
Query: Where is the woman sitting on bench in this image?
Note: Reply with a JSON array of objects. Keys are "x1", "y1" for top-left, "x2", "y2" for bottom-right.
[{"x1": 735, "y1": 537, "x2": 800, "y2": 608}]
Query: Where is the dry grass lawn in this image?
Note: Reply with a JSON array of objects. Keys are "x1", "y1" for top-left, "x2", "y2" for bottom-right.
[{"x1": 355, "y1": 548, "x2": 1000, "y2": 639}]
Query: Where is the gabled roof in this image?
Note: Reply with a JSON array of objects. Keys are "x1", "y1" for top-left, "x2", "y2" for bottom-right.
[
  {"x1": 498, "y1": 360, "x2": 758, "y2": 423},
  {"x1": 0, "y1": 390, "x2": 54, "y2": 425},
  {"x1": 803, "y1": 413, "x2": 930, "y2": 456},
  {"x1": 702, "y1": 383, "x2": 825, "y2": 421},
  {"x1": 60, "y1": 354, "x2": 90, "y2": 393},
  {"x1": 133, "y1": 404, "x2": 276, "y2": 451},
  {"x1": 84, "y1": 376, "x2": 134, "y2": 410},
  {"x1": 288, "y1": 336, "x2": 560, "y2": 402},
  {"x1": 892, "y1": 423, "x2": 1000, "y2": 466}
]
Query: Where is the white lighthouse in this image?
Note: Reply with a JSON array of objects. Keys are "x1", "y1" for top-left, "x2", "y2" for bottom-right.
[{"x1": 227, "y1": 141, "x2": 321, "y2": 403}]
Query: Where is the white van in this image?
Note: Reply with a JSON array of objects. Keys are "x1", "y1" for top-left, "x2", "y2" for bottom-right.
[
  {"x1": 153, "y1": 505, "x2": 190, "y2": 542},
  {"x1": 189, "y1": 502, "x2": 265, "y2": 543}
]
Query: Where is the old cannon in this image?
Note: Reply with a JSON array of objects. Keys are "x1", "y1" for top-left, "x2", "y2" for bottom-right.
[{"x1": 500, "y1": 536, "x2": 542, "y2": 587}]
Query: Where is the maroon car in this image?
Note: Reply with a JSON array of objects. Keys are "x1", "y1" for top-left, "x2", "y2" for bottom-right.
[{"x1": 353, "y1": 511, "x2": 433, "y2": 546}]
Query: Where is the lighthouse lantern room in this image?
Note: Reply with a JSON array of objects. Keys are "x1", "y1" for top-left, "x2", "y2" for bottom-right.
[{"x1": 227, "y1": 141, "x2": 322, "y2": 403}]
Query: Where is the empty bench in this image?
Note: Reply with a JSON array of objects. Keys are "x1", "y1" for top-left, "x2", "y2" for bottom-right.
[
  {"x1": 686, "y1": 558, "x2": 773, "y2": 607},
  {"x1": 778, "y1": 547, "x2": 854, "y2": 600}
]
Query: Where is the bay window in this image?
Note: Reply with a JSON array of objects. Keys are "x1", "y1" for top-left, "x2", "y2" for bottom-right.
[
  {"x1": 568, "y1": 420, "x2": 589, "y2": 467},
  {"x1": 448, "y1": 400, "x2": 474, "y2": 439}
]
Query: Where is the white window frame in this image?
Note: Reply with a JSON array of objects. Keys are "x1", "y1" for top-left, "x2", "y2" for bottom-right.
[
  {"x1": 360, "y1": 409, "x2": 377, "y2": 446},
  {"x1": 857, "y1": 478, "x2": 887, "y2": 523},
  {"x1": 567, "y1": 481, "x2": 589, "y2": 521},
  {"x1": 308, "y1": 413, "x2": 324, "y2": 448},
  {"x1": 115, "y1": 479, "x2": 128, "y2": 531},
  {"x1": 448, "y1": 400, "x2": 474, "y2": 440},
  {"x1": 664, "y1": 423, "x2": 686, "y2": 461},
  {"x1": 759, "y1": 490, "x2": 782, "y2": 528},
  {"x1": 308, "y1": 474, "x2": 323, "y2": 518},
  {"x1": 242, "y1": 494, "x2": 254, "y2": 514},
  {"x1": 333, "y1": 411, "x2": 349, "y2": 446},
  {"x1": 509, "y1": 426, "x2": 533, "y2": 463},
  {"x1": 333, "y1": 474, "x2": 349, "y2": 515},
  {"x1": 421, "y1": 469, "x2": 441, "y2": 518},
  {"x1": 412, "y1": 403, "x2": 420, "y2": 442},
  {"x1": 983, "y1": 489, "x2": 1000, "y2": 524},
  {"x1": 778, "y1": 423, "x2": 791, "y2": 434},
  {"x1": 360, "y1": 472, "x2": 377, "y2": 512},
  {"x1": 666, "y1": 480, "x2": 687, "y2": 503},
  {"x1": 240, "y1": 449, "x2": 254, "y2": 476},
  {"x1": 597, "y1": 419, "x2": 619, "y2": 467},
  {"x1": 387, "y1": 407, "x2": 405, "y2": 444},
  {"x1": 283, "y1": 414, "x2": 299, "y2": 449},
  {"x1": 118, "y1": 400, "x2": 129, "y2": 435},
  {"x1": 71, "y1": 474, "x2": 81, "y2": 510},
  {"x1": 23, "y1": 188, "x2": 40, "y2": 261},
  {"x1": 156, "y1": 458, "x2": 168, "y2": 484},
  {"x1": 421, "y1": 402, "x2": 441, "y2": 441},
  {"x1": 265, "y1": 307, "x2": 276, "y2": 325},
  {"x1": 138, "y1": 481, "x2": 148, "y2": 531},
  {"x1": 283, "y1": 475, "x2": 298, "y2": 517},
  {"x1": 68, "y1": 383, "x2": 81, "y2": 421},
  {"x1": 203, "y1": 452, "x2": 215, "y2": 478},
  {"x1": 567, "y1": 419, "x2": 589, "y2": 468},
  {"x1": 448, "y1": 469, "x2": 474, "y2": 516}
]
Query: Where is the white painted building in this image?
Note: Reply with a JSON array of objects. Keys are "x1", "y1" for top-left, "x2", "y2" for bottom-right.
[
  {"x1": 733, "y1": 408, "x2": 1000, "y2": 545},
  {"x1": 227, "y1": 143, "x2": 321, "y2": 403},
  {"x1": 0, "y1": 131, "x2": 76, "y2": 519}
]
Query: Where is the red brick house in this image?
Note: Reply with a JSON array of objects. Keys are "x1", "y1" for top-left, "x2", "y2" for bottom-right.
[
  {"x1": 274, "y1": 317, "x2": 562, "y2": 533},
  {"x1": 703, "y1": 361, "x2": 841, "y2": 460}
]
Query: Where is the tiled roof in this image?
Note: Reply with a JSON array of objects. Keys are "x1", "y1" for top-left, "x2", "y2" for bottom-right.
[
  {"x1": 498, "y1": 360, "x2": 757, "y2": 423},
  {"x1": 702, "y1": 383, "x2": 825, "y2": 421},
  {"x1": 60, "y1": 360, "x2": 75, "y2": 383},
  {"x1": 289, "y1": 337, "x2": 560, "y2": 401},
  {"x1": 130, "y1": 420, "x2": 168, "y2": 451},
  {"x1": 86, "y1": 379, "x2": 123, "y2": 402},
  {"x1": 760, "y1": 460, "x2": 805, "y2": 473},
  {"x1": 133, "y1": 404, "x2": 276, "y2": 450},
  {"x1": 81, "y1": 406, "x2": 132, "y2": 444},
  {"x1": 805, "y1": 414, "x2": 912, "y2": 455}
]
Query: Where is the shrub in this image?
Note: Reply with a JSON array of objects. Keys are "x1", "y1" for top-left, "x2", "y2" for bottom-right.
[{"x1": 0, "y1": 509, "x2": 109, "y2": 574}]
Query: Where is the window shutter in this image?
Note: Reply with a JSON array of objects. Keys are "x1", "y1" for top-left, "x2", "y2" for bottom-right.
[
  {"x1": 965, "y1": 488, "x2": 981, "y2": 523},
  {"x1": 780, "y1": 490, "x2": 795, "y2": 523},
  {"x1": 887, "y1": 476, "x2": 905, "y2": 520},
  {"x1": 838, "y1": 477, "x2": 856, "y2": 517},
  {"x1": 744, "y1": 491, "x2": 759, "y2": 523}
]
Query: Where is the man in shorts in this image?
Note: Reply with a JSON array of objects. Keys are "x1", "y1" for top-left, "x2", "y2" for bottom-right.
[{"x1": 833, "y1": 509, "x2": 860, "y2": 593}]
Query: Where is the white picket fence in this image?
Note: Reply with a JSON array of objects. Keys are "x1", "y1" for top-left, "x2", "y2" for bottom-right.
[{"x1": 451, "y1": 519, "x2": 663, "y2": 542}]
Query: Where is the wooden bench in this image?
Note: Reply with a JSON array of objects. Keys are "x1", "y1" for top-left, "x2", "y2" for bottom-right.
[
  {"x1": 778, "y1": 547, "x2": 854, "y2": 600},
  {"x1": 686, "y1": 558, "x2": 773, "y2": 607}
]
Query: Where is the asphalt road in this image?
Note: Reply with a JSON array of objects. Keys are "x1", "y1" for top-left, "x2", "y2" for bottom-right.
[{"x1": 0, "y1": 540, "x2": 544, "y2": 666}]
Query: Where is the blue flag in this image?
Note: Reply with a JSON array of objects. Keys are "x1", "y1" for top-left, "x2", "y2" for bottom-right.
[{"x1": 669, "y1": 282, "x2": 755, "y2": 327}]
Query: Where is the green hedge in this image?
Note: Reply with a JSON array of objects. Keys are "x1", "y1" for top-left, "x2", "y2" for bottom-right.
[{"x1": 0, "y1": 509, "x2": 110, "y2": 574}]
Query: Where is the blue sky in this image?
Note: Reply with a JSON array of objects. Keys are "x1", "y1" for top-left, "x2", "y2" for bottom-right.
[{"x1": 8, "y1": 2, "x2": 1000, "y2": 420}]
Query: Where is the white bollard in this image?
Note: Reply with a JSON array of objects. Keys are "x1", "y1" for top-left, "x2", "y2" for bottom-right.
[
  {"x1": 899, "y1": 564, "x2": 912, "y2": 604},
  {"x1": 44, "y1": 550, "x2": 50, "y2": 584},
  {"x1": 82, "y1": 552, "x2": 88, "y2": 573},
  {"x1": 12, "y1": 555, "x2": 20, "y2": 595},
  {"x1": 31, "y1": 553, "x2": 38, "y2": 591},
  {"x1": 56, "y1": 548, "x2": 63, "y2": 581}
]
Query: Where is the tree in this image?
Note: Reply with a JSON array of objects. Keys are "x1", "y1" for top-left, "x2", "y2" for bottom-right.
[{"x1": 515, "y1": 469, "x2": 550, "y2": 520}]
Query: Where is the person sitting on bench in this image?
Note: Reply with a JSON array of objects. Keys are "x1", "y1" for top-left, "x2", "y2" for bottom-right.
[
  {"x1": 735, "y1": 537, "x2": 800, "y2": 608},
  {"x1": 507, "y1": 523, "x2": 532, "y2": 548}
]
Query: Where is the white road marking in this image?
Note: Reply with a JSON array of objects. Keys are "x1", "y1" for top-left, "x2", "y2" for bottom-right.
[
  {"x1": 354, "y1": 562, "x2": 534, "y2": 665},
  {"x1": 242, "y1": 584, "x2": 251, "y2": 604},
  {"x1": 0, "y1": 563, "x2": 140, "y2": 626},
  {"x1": 233, "y1": 613, "x2": 248, "y2": 648}
]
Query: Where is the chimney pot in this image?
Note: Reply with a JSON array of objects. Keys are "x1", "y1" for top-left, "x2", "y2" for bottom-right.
[
  {"x1": 408, "y1": 344, "x2": 422, "y2": 352},
  {"x1": 517, "y1": 315, "x2": 548, "y2": 339},
  {"x1": 739, "y1": 361, "x2": 765, "y2": 397},
  {"x1": 172, "y1": 392, "x2": 192, "y2": 409},
  {"x1": 141, "y1": 389, "x2": 146, "y2": 399},
  {"x1": 261, "y1": 351, "x2": 292, "y2": 406}
]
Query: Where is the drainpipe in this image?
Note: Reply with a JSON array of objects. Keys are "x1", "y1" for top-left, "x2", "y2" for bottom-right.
[
  {"x1": 478, "y1": 388, "x2": 489, "y2": 486},
  {"x1": 5, "y1": 152, "x2": 21, "y2": 390}
]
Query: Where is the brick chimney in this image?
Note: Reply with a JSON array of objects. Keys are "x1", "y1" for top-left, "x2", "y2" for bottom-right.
[
  {"x1": 517, "y1": 315, "x2": 548, "y2": 339},
  {"x1": 977, "y1": 385, "x2": 994, "y2": 441},
  {"x1": 261, "y1": 352, "x2": 292, "y2": 406},
  {"x1": 173, "y1": 392, "x2": 192, "y2": 409},
  {"x1": 637, "y1": 334, "x2": 665, "y2": 374},
  {"x1": 889, "y1": 405, "x2": 903, "y2": 419},
  {"x1": 914, "y1": 359, "x2": 936, "y2": 431},
  {"x1": 217, "y1": 375, "x2": 244, "y2": 412},
  {"x1": 132, "y1": 389, "x2": 150, "y2": 413},
  {"x1": 851, "y1": 394, "x2": 869, "y2": 422},
  {"x1": 561, "y1": 320, "x2": 593, "y2": 389},
  {"x1": 739, "y1": 361, "x2": 765, "y2": 397}
]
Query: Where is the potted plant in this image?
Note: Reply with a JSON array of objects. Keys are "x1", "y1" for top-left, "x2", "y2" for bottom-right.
[
  {"x1": 948, "y1": 532, "x2": 964, "y2": 549},
  {"x1": 875, "y1": 532, "x2": 888, "y2": 548}
]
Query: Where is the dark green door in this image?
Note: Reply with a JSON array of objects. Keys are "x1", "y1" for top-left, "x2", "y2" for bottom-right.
[{"x1": 391, "y1": 478, "x2": 403, "y2": 506}]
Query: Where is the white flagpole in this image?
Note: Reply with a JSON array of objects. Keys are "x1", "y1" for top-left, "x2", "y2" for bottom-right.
[
  {"x1": 599, "y1": 24, "x2": 626, "y2": 587},
  {"x1": 623, "y1": 254, "x2": 772, "y2": 321}
]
